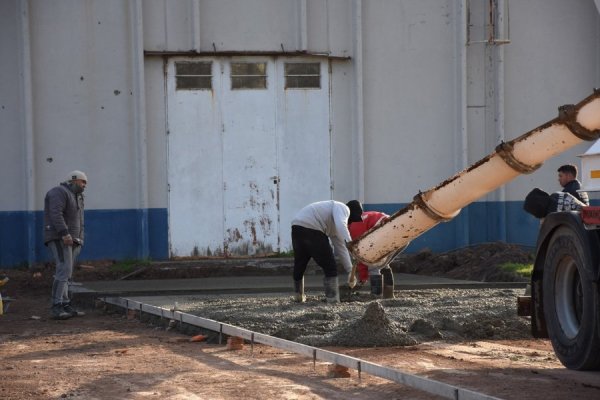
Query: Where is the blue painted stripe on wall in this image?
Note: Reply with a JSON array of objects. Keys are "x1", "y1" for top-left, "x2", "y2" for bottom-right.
[
  {"x1": 0, "y1": 201, "x2": 559, "y2": 267},
  {"x1": 365, "y1": 201, "x2": 540, "y2": 253},
  {"x1": 0, "y1": 208, "x2": 168, "y2": 268},
  {"x1": 0, "y1": 211, "x2": 35, "y2": 267}
]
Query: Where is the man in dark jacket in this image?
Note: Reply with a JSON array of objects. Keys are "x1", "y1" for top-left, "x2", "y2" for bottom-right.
[
  {"x1": 44, "y1": 170, "x2": 87, "y2": 319},
  {"x1": 558, "y1": 164, "x2": 589, "y2": 205}
]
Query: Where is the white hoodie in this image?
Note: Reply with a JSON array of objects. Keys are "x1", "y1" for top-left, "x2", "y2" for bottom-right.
[{"x1": 291, "y1": 200, "x2": 353, "y2": 272}]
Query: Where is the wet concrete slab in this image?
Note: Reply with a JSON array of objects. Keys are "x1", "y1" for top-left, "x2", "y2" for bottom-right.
[{"x1": 72, "y1": 273, "x2": 526, "y2": 302}]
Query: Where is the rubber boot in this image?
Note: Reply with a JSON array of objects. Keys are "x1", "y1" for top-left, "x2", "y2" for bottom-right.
[
  {"x1": 381, "y1": 267, "x2": 395, "y2": 299},
  {"x1": 294, "y1": 278, "x2": 306, "y2": 303},
  {"x1": 370, "y1": 275, "x2": 383, "y2": 296},
  {"x1": 323, "y1": 276, "x2": 340, "y2": 303}
]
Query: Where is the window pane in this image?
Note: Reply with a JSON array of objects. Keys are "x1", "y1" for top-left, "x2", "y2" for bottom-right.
[
  {"x1": 231, "y1": 76, "x2": 267, "y2": 89},
  {"x1": 231, "y1": 62, "x2": 266, "y2": 76},
  {"x1": 176, "y1": 76, "x2": 212, "y2": 90},
  {"x1": 284, "y1": 62, "x2": 321, "y2": 89},
  {"x1": 285, "y1": 76, "x2": 320, "y2": 89},
  {"x1": 176, "y1": 62, "x2": 211, "y2": 76},
  {"x1": 230, "y1": 62, "x2": 267, "y2": 89},
  {"x1": 285, "y1": 63, "x2": 320, "y2": 76},
  {"x1": 175, "y1": 62, "x2": 212, "y2": 90}
]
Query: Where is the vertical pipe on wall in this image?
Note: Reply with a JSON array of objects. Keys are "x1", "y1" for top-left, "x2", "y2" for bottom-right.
[
  {"x1": 299, "y1": 0, "x2": 308, "y2": 51},
  {"x1": 132, "y1": 0, "x2": 150, "y2": 259},
  {"x1": 191, "y1": 0, "x2": 201, "y2": 52},
  {"x1": 353, "y1": 0, "x2": 365, "y2": 202},
  {"x1": 495, "y1": 0, "x2": 507, "y2": 241},
  {"x1": 19, "y1": 0, "x2": 35, "y2": 266},
  {"x1": 484, "y1": 0, "x2": 507, "y2": 242},
  {"x1": 456, "y1": 0, "x2": 470, "y2": 248}
]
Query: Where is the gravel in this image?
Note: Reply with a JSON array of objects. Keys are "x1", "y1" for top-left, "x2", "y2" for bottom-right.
[{"x1": 143, "y1": 288, "x2": 531, "y2": 347}]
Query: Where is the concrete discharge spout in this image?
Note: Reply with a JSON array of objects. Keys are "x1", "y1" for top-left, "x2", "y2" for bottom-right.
[{"x1": 349, "y1": 90, "x2": 600, "y2": 267}]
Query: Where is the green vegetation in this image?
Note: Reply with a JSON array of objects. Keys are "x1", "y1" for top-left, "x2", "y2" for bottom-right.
[
  {"x1": 499, "y1": 262, "x2": 533, "y2": 278},
  {"x1": 267, "y1": 250, "x2": 294, "y2": 258}
]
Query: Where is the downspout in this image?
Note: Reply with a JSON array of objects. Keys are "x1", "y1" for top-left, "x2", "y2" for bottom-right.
[
  {"x1": 19, "y1": 1, "x2": 35, "y2": 266},
  {"x1": 353, "y1": 0, "x2": 365, "y2": 202},
  {"x1": 299, "y1": 0, "x2": 308, "y2": 51},
  {"x1": 456, "y1": 0, "x2": 469, "y2": 247},
  {"x1": 132, "y1": 0, "x2": 150, "y2": 259},
  {"x1": 495, "y1": 0, "x2": 507, "y2": 242},
  {"x1": 191, "y1": 0, "x2": 201, "y2": 52}
]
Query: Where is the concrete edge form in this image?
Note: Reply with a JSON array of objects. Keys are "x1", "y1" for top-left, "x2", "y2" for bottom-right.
[{"x1": 103, "y1": 296, "x2": 504, "y2": 400}]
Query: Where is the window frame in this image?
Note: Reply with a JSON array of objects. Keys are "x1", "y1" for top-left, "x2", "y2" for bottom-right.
[
  {"x1": 284, "y1": 62, "x2": 321, "y2": 90},
  {"x1": 175, "y1": 61, "x2": 213, "y2": 91},
  {"x1": 230, "y1": 62, "x2": 268, "y2": 90}
]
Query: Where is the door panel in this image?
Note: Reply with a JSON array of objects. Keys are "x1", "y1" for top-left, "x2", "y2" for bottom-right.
[
  {"x1": 166, "y1": 57, "x2": 331, "y2": 257},
  {"x1": 221, "y1": 60, "x2": 278, "y2": 255},
  {"x1": 276, "y1": 59, "x2": 331, "y2": 251},
  {"x1": 167, "y1": 59, "x2": 224, "y2": 256}
]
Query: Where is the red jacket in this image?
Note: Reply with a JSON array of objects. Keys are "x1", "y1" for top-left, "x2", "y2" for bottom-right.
[
  {"x1": 348, "y1": 211, "x2": 388, "y2": 281},
  {"x1": 348, "y1": 211, "x2": 388, "y2": 239}
]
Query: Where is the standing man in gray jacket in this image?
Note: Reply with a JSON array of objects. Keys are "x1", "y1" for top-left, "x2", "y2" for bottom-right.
[
  {"x1": 44, "y1": 170, "x2": 88, "y2": 319},
  {"x1": 291, "y1": 200, "x2": 357, "y2": 303}
]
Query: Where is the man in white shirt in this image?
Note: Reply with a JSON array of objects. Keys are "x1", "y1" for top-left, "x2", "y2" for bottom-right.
[{"x1": 291, "y1": 200, "x2": 356, "y2": 303}]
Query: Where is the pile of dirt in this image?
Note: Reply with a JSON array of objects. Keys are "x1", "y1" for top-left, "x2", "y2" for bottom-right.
[{"x1": 391, "y1": 242, "x2": 533, "y2": 282}]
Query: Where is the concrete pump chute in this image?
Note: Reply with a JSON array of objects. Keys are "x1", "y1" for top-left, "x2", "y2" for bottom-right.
[{"x1": 348, "y1": 90, "x2": 600, "y2": 267}]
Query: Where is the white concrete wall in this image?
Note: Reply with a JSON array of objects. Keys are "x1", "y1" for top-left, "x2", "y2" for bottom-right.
[
  {"x1": 360, "y1": 0, "x2": 458, "y2": 203},
  {"x1": 144, "y1": 57, "x2": 168, "y2": 209},
  {"x1": 0, "y1": 0, "x2": 25, "y2": 211},
  {"x1": 503, "y1": 0, "x2": 600, "y2": 201},
  {"x1": 1, "y1": 0, "x2": 598, "y2": 210},
  {"x1": 25, "y1": 0, "x2": 140, "y2": 210},
  {"x1": 1, "y1": 0, "x2": 600, "y2": 263}
]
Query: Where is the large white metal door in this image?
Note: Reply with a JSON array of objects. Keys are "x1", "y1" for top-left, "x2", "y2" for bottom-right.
[
  {"x1": 166, "y1": 59, "x2": 224, "y2": 257},
  {"x1": 276, "y1": 58, "x2": 331, "y2": 251},
  {"x1": 220, "y1": 60, "x2": 279, "y2": 255},
  {"x1": 167, "y1": 57, "x2": 331, "y2": 257}
]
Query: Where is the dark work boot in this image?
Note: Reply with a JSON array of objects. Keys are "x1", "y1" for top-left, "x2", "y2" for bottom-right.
[
  {"x1": 323, "y1": 276, "x2": 340, "y2": 303},
  {"x1": 370, "y1": 275, "x2": 383, "y2": 296},
  {"x1": 381, "y1": 266, "x2": 395, "y2": 299},
  {"x1": 63, "y1": 302, "x2": 86, "y2": 317},
  {"x1": 294, "y1": 278, "x2": 306, "y2": 303},
  {"x1": 51, "y1": 304, "x2": 72, "y2": 320}
]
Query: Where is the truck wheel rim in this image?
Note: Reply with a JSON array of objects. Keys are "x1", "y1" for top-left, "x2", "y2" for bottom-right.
[{"x1": 555, "y1": 256, "x2": 583, "y2": 340}]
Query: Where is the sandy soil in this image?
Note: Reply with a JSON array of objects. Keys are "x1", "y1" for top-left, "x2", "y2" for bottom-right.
[
  {"x1": 2, "y1": 243, "x2": 600, "y2": 399},
  {"x1": 2, "y1": 293, "x2": 600, "y2": 400}
]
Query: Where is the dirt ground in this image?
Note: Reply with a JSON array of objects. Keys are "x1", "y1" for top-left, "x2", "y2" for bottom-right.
[{"x1": 2, "y1": 242, "x2": 600, "y2": 399}]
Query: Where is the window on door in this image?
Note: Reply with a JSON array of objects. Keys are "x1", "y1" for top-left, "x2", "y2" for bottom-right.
[
  {"x1": 284, "y1": 63, "x2": 320, "y2": 89},
  {"x1": 175, "y1": 62, "x2": 212, "y2": 90},
  {"x1": 230, "y1": 62, "x2": 267, "y2": 89}
]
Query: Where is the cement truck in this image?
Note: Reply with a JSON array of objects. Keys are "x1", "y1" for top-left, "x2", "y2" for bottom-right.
[{"x1": 348, "y1": 90, "x2": 600, "y2": 370}]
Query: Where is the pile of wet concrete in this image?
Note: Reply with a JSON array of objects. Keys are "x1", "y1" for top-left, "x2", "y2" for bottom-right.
[{"x1": 146, "y1": 288, "x2": 530, "y2": 348}]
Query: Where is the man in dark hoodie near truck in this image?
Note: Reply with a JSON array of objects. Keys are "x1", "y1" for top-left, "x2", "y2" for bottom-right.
[{"x1": 43, "y1": 170, "x2": 88, "y2": 320}]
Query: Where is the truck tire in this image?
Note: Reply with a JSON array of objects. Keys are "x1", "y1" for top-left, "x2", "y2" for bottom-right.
[{"x1": 543, "y1": 226, "x2": 600, "y2": 370}]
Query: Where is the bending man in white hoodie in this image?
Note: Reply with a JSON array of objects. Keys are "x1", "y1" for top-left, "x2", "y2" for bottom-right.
[{"x1": 291, "y1": 200, "x2": 356, "y2": 303}]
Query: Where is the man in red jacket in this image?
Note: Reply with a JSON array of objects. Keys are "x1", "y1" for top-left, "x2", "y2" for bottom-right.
[{"x1": 346, "y1": 200, "x2": 395, "y2": 298}]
